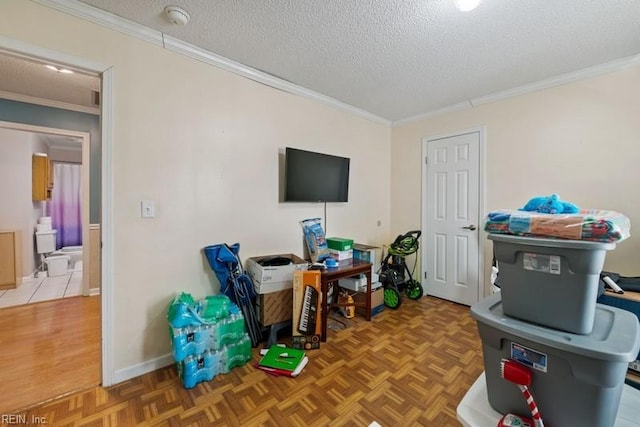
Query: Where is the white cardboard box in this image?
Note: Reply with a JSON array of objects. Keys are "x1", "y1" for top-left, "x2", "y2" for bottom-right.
[
  {"x1": 329, "y1": 249, "x2": 353, "y2": 261},
  {"x1": 338, "y1": 275, "x2": 367, "y2": 292},
  {"x1": 253, "y1": 279, "x2": 293, "y2": 294},
  {"x1": 246, "y1": 253, "x2": 308, "y2": 291},
  {"x1": 353, "y1": 244, "x2": 378, "y2": 264}
]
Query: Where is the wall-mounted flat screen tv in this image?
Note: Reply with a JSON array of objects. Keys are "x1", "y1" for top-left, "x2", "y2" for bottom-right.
[{"x1": 284, "y1": 147, "x2": 350, "y2": 202}]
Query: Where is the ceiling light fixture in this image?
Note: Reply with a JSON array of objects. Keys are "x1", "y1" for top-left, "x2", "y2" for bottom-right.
[
  {"x1": 454, "y1": 0, "x2": 482, "y2": 12},
  {"x1": 164, "y1": 5, "x2": 190, "y2": 26},
  {"x1": 45, "y1": 65, "x2": 74, "y2": 74}
]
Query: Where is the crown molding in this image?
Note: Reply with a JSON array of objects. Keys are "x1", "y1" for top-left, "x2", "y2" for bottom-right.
[
  {"x1": 161, "y1": 35, "x2": 391, "y2": 126},
  {"x1": 0, "y1": 90, "x2": 100, "y2": 114},
  {"x1": 33, "y1": 0, "x2": 390, "y2": 126},
  {"x1": 469, "y1": 54, "x2": 640, "y2": 108},
  {"x1": 392, "y1": 101, "x2": 473, "y2": 127},
  {"x1": 392, "y1": 54, "x2": 640, "y2": 127},
  {"x1": 32, "y1": 0, "x2": 163, "y2": 47},
  {"x1": 31, "y1": 0, "x2": 640, "y2": 128}
]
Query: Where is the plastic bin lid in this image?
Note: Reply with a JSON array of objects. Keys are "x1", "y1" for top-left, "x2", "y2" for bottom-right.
[
  {"x1": 471, "y1": 293, "x2": 640, "y2": 362},
  {"x1": 35, "y1": 229, "x2": 57, "y2": 236},
  {"x1": 44, "y1": 255, "x2": 70, "y2": 262},
  {"x1": 488, "y1": 233, "x2": 616, "y2": 250}
]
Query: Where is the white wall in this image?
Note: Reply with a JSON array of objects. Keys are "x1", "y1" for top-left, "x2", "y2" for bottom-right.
[
  {"x1": 49, "y1": 147, "x2": 82, "y2": 163},
  {"x1": 392, "y1": 66, "x2": 640, "y2": 294},
  {"x1": 2, "y1": 1, "x2": 392, "y2": 375},
  {"x1": 0, "y1": 127, "x2": 36, "y2": 276}
]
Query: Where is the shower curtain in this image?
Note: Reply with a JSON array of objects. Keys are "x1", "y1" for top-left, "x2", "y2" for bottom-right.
[{"x1": 50, "y1": 163, "x2": 82, "y2": 249}]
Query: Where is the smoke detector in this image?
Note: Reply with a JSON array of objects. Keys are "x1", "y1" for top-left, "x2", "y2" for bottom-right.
[{"x1": 164, "y1": 6, "x2": 190, "y2": 26}]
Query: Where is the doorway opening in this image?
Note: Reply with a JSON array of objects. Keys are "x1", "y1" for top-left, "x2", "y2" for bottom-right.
[
  {"x1": 0, "y1": 122, "x2": 91, "y2": 306},
  {"x1": 0, "y1": 37, "x2": 114, "y2": 410}
]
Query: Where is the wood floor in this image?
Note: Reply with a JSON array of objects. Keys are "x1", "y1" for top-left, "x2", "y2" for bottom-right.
[
  {"x1": 2, "y1": 296, "x2": 484, "y2": 426},
  {"x1": 0, "y1": 295, "x2": 101, "y2": 414}
]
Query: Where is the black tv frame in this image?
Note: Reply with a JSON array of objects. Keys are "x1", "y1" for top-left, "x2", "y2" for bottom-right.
[{"x1": 283, "y1": 147, "x2": 350, "y2": 203}]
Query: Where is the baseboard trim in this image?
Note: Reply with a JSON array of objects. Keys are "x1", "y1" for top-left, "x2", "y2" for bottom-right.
[
  {"x1": 89, "y1": 287, "x2": 100, "y2": 296},
  {"x1": 113, "y1": 353, "x2": 174, "y2": 385}
]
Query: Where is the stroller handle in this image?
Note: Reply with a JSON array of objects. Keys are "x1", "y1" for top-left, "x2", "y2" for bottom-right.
[{"x1": 393, "y1": 230, "x2": 421, "y2": 245}]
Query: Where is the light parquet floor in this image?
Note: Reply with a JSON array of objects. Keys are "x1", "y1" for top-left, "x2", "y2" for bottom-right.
[
  {"x1": 3, "y1": 296, "x2": 484, "y2": 427},
  {"x1": 0, "y1": 295, "x2": 101, "y2": 416}
]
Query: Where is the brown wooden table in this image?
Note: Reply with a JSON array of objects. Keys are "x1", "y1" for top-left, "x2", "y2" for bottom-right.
[{"x1": 320, "y1": 260, "x2": 372, "y2": 341}]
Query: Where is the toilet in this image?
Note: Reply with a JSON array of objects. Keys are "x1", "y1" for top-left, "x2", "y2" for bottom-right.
[
  {"x1": 52, "y1": 246, "x2": 83, "y2": 270},
  {"x1": 35, "y1": 229, "x2": 70, "y2": 277}
]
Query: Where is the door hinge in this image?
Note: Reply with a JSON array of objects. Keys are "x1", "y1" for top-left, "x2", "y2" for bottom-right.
[
  {"x1": 425, "y1": 156, "x2": 428, "y2": 164},
  {"x1": 424, "y1": 272, "x2": 427, "y2": 279}
]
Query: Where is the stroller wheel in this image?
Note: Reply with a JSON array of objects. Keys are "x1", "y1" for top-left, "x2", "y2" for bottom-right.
[
  {"x1": 384, "y1": 287, "x2": 402, "y2": 309},
  {"x1": 405, "y1": 280, "x2": 423, "y2": 300}
]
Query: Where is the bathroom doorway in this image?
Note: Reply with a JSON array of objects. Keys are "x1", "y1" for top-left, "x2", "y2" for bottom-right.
[{"x1": 0, "y1": 122, "x2": 91, "y2": 307}]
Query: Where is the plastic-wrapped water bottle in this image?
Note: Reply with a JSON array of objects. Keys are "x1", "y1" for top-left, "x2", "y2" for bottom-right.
[
  {"x1": 216, "y1": 314, "x2": 244, "y2": 348},
  {"x1": 171, "y1": 326, "x2": 194, "y2": 362},
  {"x1": 198, "y1": 295, "x2": 231, "y2": 321},
  {"x1": 220, "y1": 334, "x2": 252, "y2": 374},
  {"x1": 179, "y1": 350, "x2": 222, "y2": 389}
]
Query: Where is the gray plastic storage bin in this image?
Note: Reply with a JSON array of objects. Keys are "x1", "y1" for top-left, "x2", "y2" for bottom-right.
[
  {"x1": 471, "y1": 293, "x2": 640, "y2": 427},
  {"x1": 489, "y1": 233, "x2": 616, "y2": 334}
]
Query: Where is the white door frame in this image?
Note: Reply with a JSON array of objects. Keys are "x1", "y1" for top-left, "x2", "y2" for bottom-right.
[
  {"x1": 0, "y1": 36, "x2": 115, "y2": 386},
  {"x1": 420, "y1": 126, "x2": 487, "y2": 303}
]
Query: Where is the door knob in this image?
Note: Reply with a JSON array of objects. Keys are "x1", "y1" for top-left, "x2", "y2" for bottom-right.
[{"x1": 462, "y1": 225, "x2": 477, "y2": 231}]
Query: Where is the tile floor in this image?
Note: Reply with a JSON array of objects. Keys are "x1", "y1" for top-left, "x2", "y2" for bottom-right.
[{"x1": 0, "y1": 262, "x2": 84, "y2": 308}]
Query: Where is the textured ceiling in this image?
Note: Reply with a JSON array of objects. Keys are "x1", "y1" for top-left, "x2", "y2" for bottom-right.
[
  {"x1": 0, "y1": 52, "x2": 100, "y2": 109},
  {"x1": 74, "y1": 0, "x2": 640, "y2": 122},
  {"x1": 4, "y1": 1, "x2": 640, "y2": 123}
]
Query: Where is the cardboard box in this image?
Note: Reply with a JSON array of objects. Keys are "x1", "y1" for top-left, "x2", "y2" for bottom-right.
[
  {"x1": 246, "y1": 253, "x2": 308, "y2": 294},
  {"x1": 327, "y1": 237, "x2": 354, "y2": 251},
  {"x1": 329, "y1": 248, "x2": 353, "y2": 261},
  {"x1": 353, "y1": 243, "x2": 379, "y2": 277},
  {"x1": 353, "y1": 243, "x2": 379, "y2": 264},
  {"x1": 354, "y1": 283, "x2": 384, "y2": 317},
  {"x1": 256, "y1": 288, "x2": 293, "y2": 326},
  {"x1": 292, "y1": 270, "x2": 322, "y2": 349}
]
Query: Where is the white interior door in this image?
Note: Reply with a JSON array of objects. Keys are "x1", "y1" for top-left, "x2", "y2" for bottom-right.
[{"x1": 421, "y1": 130, "x2": 483, "y2": 306}]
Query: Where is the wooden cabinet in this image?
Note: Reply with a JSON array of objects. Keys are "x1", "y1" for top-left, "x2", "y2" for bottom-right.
[
  {"x1": 89, "y1": 224, "x2": 101, "y2": 291},
  {"x1": 32, "y1": 154, "x2": 54, "y2": 200},
  {"x1": 0, "y1": 230, "x2": 22, "y2": 290}
]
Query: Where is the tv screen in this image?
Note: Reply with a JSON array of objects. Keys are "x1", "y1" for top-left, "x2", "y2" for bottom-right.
[{"x1": 284, "y1": 147, "x2": 350, "y2": 202}]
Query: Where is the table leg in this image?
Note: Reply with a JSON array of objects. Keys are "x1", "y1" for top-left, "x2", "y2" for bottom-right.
[
  {"x1": 365, "y1": 270, "x2": 372, "y2": 321},
  {"x1": 321, "y1": 279, "x2": 328, "y2": 342}
]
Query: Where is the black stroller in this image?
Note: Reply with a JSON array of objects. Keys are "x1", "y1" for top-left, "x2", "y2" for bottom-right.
[{"x1": 378, "y1": 230, "x2": 424, "y2": 309}]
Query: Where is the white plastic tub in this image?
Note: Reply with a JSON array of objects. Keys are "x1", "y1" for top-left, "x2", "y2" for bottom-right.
[{"x1": 44, "y1": 255, "x2": 70, "y2": 277}]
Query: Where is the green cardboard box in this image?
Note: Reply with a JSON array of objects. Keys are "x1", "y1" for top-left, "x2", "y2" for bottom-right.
[{"x1": 326, "y1": 237, "x2": 353, "y2": 251}]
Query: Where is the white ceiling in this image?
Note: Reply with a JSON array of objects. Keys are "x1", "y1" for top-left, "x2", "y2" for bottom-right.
[
  {"x1": 4, "y1": 0, "x2": 640, "y2": 123},
  {"x1": 0, "y1": 51, "x2": 100, "y2": 109}
]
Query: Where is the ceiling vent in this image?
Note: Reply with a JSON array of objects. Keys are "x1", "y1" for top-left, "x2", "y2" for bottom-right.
[{"x1": 92, "y1": 90, "x2": 101, "y2": 106}]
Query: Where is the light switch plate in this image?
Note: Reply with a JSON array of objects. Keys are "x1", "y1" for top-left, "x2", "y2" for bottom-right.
[{"x1": 141, "y1": 200, "x2": 155, "y2": 218}]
